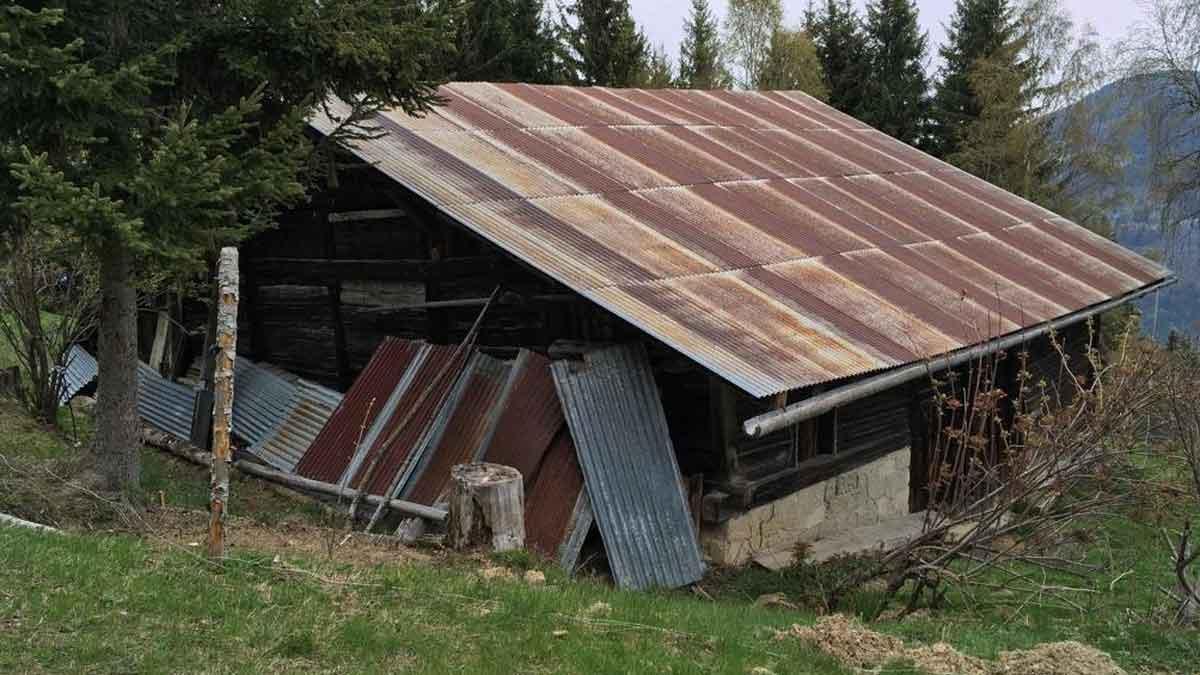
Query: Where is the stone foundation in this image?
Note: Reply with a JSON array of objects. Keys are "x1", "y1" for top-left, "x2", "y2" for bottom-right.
[{"x1": 702, "y1": 447, "x2": 912, "y2": 566}]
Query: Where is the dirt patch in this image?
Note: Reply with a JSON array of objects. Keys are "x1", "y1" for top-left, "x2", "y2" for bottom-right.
[
  {"x1": 778, "y1": 615, "x2": 1124, "y2": 675},
  {"x1": 140, "y1": 507, "x2": 436, "y2": 568}
]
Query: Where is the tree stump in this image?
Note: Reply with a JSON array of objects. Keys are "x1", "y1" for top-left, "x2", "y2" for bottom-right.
[{"x1": 447, "y1": 463, "x2": 525, "y2": 552}]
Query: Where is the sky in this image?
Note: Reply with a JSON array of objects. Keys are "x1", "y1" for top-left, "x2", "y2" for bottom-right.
[{"x1": 629, "y1": 0, "x2": 1141, "y2": 71}]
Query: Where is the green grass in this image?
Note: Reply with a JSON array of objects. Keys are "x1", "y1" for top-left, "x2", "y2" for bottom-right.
[
  {"x1": 0, "y1": 527, "x2": 848, "y2": 674},
  {"x1": 706, "y1": 456, "x2": 1200, "y2": 674},
  {"x1": 2, "y1": 340, "x2": 1197, "y2": 673}
]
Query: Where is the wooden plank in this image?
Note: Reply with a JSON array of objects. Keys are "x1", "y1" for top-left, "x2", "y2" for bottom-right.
[
  {"x1": 148, "y1": 311, "x2": 170, "y2": 372},
  {"x1": 323, "y1": 207, "x2": 351, "y2": 388},
  {"x1": 327, "y1": 208, "x2": 406, "y2": 223},
  {"x1": 248, "y1": 256, "x2": 507, "y2": 284}
]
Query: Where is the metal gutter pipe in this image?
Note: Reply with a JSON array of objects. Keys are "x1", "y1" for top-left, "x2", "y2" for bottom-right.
[{"x1": 742, "y1": 278, "x2": 1177, "y2": 438}]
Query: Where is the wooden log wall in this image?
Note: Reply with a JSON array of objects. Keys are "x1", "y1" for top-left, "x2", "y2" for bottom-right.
[{"x1": 238, "y1": 161, "x2": 647, "y2": 389}]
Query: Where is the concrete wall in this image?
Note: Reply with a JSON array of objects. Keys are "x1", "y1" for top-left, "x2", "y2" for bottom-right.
[{"x1": 701, "y1": 447, "x2": 912, "y2": 566}]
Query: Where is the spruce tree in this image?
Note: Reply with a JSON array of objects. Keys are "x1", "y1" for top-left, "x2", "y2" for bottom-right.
[
  {"x1": 929, "y1": 0, "x2": 1018, "y2": 157},
  {"x1": 451, "y1": 0, "x2": 558, "y2": 83},
  {"x1": 560, "y1": 0, "x2": 649, "y2": 86},
  {"x1": 806, "y1": 0, "x2": 869, "y2": 117},
  {"x1": 678, "y1": 0, "x2": 727, "y2": 89},
  {"x1": 862, "y1": 0, "x2": 930, "y2": 145},
  {"x1": 0, "y1": 2, "x2": 447, "y2": 497}
]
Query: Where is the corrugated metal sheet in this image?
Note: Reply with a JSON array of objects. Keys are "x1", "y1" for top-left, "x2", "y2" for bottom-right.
[
  {"x1": 477, "y1": 350, "x2": 588, "y2": 566},
  {"x1": 552, "y1": 344, "x2": 705, "y2": 589},
  {"x1": 401, "y1": 354, "x2": 513, "y2": 505},
  {"x1": 295, "y1": 338, "x2": 425, "y2": 483},
  {"x1": 137, "y1": 362, "x2": 196, "y2": 440},
  {"x1": 232, "y1": 358, "x2": 295, "y2": 448},
  {"x1": 311, "y1": 83, "x2": 1169, "y2": 397},
  {"x1": 59, "y1": 345, "x2": 98, "y2": 405},
  {"x1": 236, "y1": 359, "x2": 344, "y2": 473},
  {"x1": 347, "y1": 343, "x2": 464, "y2": 496}
]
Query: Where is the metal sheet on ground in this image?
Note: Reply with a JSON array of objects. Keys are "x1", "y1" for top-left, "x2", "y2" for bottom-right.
[{"x1": 551, "y1": 344, "x2": 705, "y2": 590}]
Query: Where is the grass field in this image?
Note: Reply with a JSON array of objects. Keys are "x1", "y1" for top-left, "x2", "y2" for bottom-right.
[{"x1": 0, "y1": 343, "x2": 1198, "y2": 673}]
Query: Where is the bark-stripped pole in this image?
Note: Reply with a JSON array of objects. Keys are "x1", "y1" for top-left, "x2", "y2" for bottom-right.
[{"x1": 207, "y1": 247, "x2": 239, "y2": 558}]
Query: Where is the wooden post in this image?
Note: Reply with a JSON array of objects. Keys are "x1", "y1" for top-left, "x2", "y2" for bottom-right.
[
  {"x1": 447, "y1": 463, "x2": 525, "y2": 552},
  {"x1": 148, "y1": 310, "x2": 170, "y2": 373},
  {"x1": 207, "y1": 247, "x2": 239, "y2": 559}
]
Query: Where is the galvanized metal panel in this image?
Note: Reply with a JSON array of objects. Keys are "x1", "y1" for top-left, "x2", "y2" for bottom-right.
[
  {"x1": 59, "y1": 345, "x2": 98, "y2": 405},
  {"x1": 238, "y1": 359, "x2": 344, "y2": 474},
  {"x1": 136, "y1": 363, "x2": 196, "y2": 440},
  {"x1": 552, "y1": 344, "x2": 705, "y2": 590},
  {"x1": 479, "y1": 351, "x2": 565, "y2": 480},
  {"x1": 232, "y1": 358, "x2": 296, "y2": 448},
  {"x1": 310, "y1": 83, "x2": 1170, "y2": 397}
]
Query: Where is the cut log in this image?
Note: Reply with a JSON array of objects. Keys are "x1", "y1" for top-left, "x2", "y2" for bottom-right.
[
  {"x1": 142, "y1": 427, "x2": 448, "y2": 522},
  {"x1": 447, "y1": 463, "x2": 524, "y2": 552}
]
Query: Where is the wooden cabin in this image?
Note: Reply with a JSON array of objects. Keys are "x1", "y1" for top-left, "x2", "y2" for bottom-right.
[{"x1": 232, "y1": 83, "x2": 1169, "y2": 566}]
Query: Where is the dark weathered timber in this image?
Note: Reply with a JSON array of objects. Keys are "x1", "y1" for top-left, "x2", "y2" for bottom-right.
[
  {"x1": 361, "y1": 293, "x2": 579, "y2": 314},
  {"x1": 328, "y1": 208, "x2": 406, "y2": 223},
  {"x1": 320, "y1": 204, "x2": 352, "y2": 388},
  {"x1": 248, "y1": 257, "x2": 508, "y2": 285}
]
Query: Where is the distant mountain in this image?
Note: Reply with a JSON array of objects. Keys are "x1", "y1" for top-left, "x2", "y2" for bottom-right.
[{"x1": 1055, "y1": 74, "x2": 1200, "y2": 340}]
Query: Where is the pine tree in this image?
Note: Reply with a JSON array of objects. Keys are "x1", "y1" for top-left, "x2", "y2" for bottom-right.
[
  {"x1": 559, "y1": 0, "x2": 649, "y2": 86},
  {"x1": 678, "y1": 0, "x2": 728, "y2": 89},
  {"x1": 929, "y1": 0, "x2": 1018, "y2": 157},
  {"x1": 755, "y1": 28, "x2": 828, "y2": 99},
  {"x1": 806, "y1": 0, "x2": 869, "y2": 118},
  {"x1": 862, "y1": 0, "x2": 930, "y2": 145},
  {"x1": 0, "y1": 2, "x2": 447, "y2": 496},
  {"x1": 451, "y1": 0, "x2": 558, "y2": 83}
]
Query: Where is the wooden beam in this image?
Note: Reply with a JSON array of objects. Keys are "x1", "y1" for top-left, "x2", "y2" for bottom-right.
[
  {"x1": 322, "y1": 207, "x2": 351, "y2": 388},
  {"x1": 143, "y1": 429, "x2": 448, "y2": 522},
  {"x1": 247, "y1": 256, "x2": 508, "y2": 285},
  {"x1": 361, "y1": 293, "x2": 578, "y2": 315},
  {"x1": 327, "y1": 208, "x2": 405, "y2": 223}
]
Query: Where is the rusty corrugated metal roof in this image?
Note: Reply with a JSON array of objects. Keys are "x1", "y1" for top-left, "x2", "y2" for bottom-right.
[{"x1": 312, "y1": 83, "x2": 1169, "y2": 397}]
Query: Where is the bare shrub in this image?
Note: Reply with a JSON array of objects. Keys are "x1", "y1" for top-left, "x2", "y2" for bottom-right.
[
  {"x1": 1160, "y1": 347, "x2": 1200, "y2": 624},
  {"x1": 826, "y1": 318, "x2": 1169, "y2": 614},
  {"x1": 0, "y1": 232, "x2": 97, "y2": 424}
]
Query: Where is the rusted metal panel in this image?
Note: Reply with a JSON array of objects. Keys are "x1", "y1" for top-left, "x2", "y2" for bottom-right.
[
  {"x1": 478, "y1": 351, "x2": 564, "y2": 480},
  {"x1": 552, "y1": 344, "x2": 705, "y2": 589},
  {"x1": 310, "y1": 83, "x2": 1169, "y2": 397},
  {"x1": 294, "y1": 338, "x2": 424, "y2": 483},
  {"x1": 401, "y1": 354, "x2": 512, "y2": 505},
  {"x1": 346, "y1": 343, "x2": 463, "y2": 496},
  {"x1": 524, "y1": 430, "x2": 587, "y2": 561}
]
